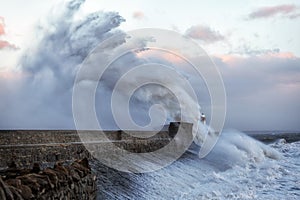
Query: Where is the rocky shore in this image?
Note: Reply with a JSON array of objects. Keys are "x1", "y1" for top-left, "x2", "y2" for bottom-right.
[{"x1": 0, "y1": 158, "x2": 96, "y2": 200}]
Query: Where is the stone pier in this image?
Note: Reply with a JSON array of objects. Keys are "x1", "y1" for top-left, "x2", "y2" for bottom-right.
[{"x1": 0, "y1": 122, "x2": 193, "y2": 168}]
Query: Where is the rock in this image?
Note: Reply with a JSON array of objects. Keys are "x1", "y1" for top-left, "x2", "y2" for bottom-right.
[
  {"x1": 65, "y1": 166, "x2": 81, "y2": 182},
  {"x1": 42, "y1": 168, "x2": 59, "y2": 187},
  {"x1": 53, "y1": 163, "x2": 70, "y2": 186},
  {"x1": 72, "y1": 160, "x2": 91, "y2": 178},
  {"x1": 1, "y1": 158, "x2": 96, "y2": 199},
  {"x1": 0, "y1": 186, "x2": 6, "y2": 200},
  {"x1": 78, "y1": 157, "x2": 90, "y2": 169},
  {"x1": 5, "y1": 178, "x2": 21, "y2": 188},
  {"x1": 7, "y1": 161, "x2": 17, "y2": 169},
  {"x1": 30, "y1": 163, "x2": 41, "y2": 174},
  {"x1": 26, "y1": 174, "x2": 53, "y2": 190},
  {"x1": 0, "y1": 176, "x2": 14, "y2": 200},
  {"x1": 8, "y1": 185, "x2": 24, "y2": 200},
  {"x1": 18, "y1": 185, "x2": 32, "y2": 200},
  {"x1": 16, "y1": 175, "x2": 40, "y2": 195},
  {"x1": 54, "y1": 162, "x2": 69, "y2": 175}
]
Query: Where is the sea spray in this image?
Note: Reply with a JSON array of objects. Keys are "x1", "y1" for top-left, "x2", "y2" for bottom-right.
[
  {"x1": 0, "y1": 0, "x2": 125, "y2": 128},
  {"x1": 202, "y1": 129, "x2": 281, "y2": 170}
]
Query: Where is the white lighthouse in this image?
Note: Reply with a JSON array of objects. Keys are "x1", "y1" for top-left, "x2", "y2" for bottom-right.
[{"x1": 200, "y1": 113, "x2": 206, "y2": 125}]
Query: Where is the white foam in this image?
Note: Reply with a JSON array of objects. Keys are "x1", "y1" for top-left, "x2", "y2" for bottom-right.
[{"x1": 198, "y1": 129, "x2": 281, "y2": 169}]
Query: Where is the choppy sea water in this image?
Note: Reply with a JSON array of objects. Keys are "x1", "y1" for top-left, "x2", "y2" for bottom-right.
[{"x1": 92, "y1": 133, "x2": 300, "y2": 200}]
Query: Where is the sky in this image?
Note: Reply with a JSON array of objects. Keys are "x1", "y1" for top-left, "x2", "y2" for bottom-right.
[{"x1": 0, "y1": 0, "x2": 300, "y2": 131}]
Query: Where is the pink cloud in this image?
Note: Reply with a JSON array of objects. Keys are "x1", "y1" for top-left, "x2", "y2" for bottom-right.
[
  {"x1": 0, "y1": 17, "x2": 18, "y2": 50},
  {"x1": 216, "y1": 52, "x2": 297, "y2": 66},
  {"x1": 217, "y1": 54, "x2": 242, "y2": 65},
  {"x1": 265, "y1": 52, "x2": 296, "y2": 59},
  {"x1": 136, "y1": 48, "x2": 185, "y2": 64},
  {"x1": 248, "y1": 4, "x2": 299, "y2": 19},
  {"x1": 185, "y1": 25, "x2": 224, "y2": 43},
  {"x1": 0, "y1": 70, "x2": 28, "y2": 80},
  {"x1": 0, "y1": 16, "x2": 5, "y2": 35},
  {"x1": 0, "y1": 40, "x2": 18, "y2": 50},
  {"x1": 132, "y1": 11, "x2": 145, "y2": 20}
]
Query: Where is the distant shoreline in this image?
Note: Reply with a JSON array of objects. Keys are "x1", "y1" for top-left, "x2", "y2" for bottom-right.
[
  {"x1": 246, "y1": 132, "x2": 300, "y2": 143},
  {"x1": 0, "y1": 129, "x2": 300, "y2": 143}
]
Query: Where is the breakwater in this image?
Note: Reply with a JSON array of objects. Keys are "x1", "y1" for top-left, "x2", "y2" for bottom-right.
[{"x1": 0, "y1": 122, "x2": 192, "y2": 168}]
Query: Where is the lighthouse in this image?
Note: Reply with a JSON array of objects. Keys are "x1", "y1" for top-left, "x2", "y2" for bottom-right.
[{"x1": 200, "y1": 113, "x2": 206, "y2": 125}]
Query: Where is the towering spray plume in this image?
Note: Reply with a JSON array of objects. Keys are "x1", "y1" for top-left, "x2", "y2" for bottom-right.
[{"x1": 0, "y1": 0, "x2": 125, "y2": 128}]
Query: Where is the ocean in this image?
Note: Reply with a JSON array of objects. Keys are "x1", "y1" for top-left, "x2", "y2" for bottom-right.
[{"x1": 92, "y1": 131, "x2": 300, "y2": 200}]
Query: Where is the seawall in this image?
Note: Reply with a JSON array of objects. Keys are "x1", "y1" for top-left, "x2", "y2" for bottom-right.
[{"x1": 0, "y1": 122, "x2": 193, "y2": 168}]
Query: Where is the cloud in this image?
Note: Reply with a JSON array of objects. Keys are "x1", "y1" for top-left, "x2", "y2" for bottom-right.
[
  {"x1": 288, "y1": 13, "x2": 300, "y2": 19},
  {"x1": 0, "y1": 40, "x2": 18, "y2": 50},
  {"x1": 213, "y1": 53, "x2": 300, "y2": 130},
  {"x1": 132, "y1": 11, "x2": 145, "y2": 20},
  {"x1": 219, "y1": 52, "x2": 293, "y2": 63},
  {"x1": 248, "y1": 4, "x2": 300, "y2": 19},
  {"x1": 0, "y1": 16, "x2": 5, "y2": 35},
  {"x1": 185, "y1": 25, "x2": 225, "y2": 43},
  {"x1": 0, "y1": 69, "x2": 28, "y2": 80},
  {"x1": 0, "y1": 16, "x2": 18, "y2": 50},
  {"x1": 229, "y1": 43, "x2": 281, "y2": 56}
]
